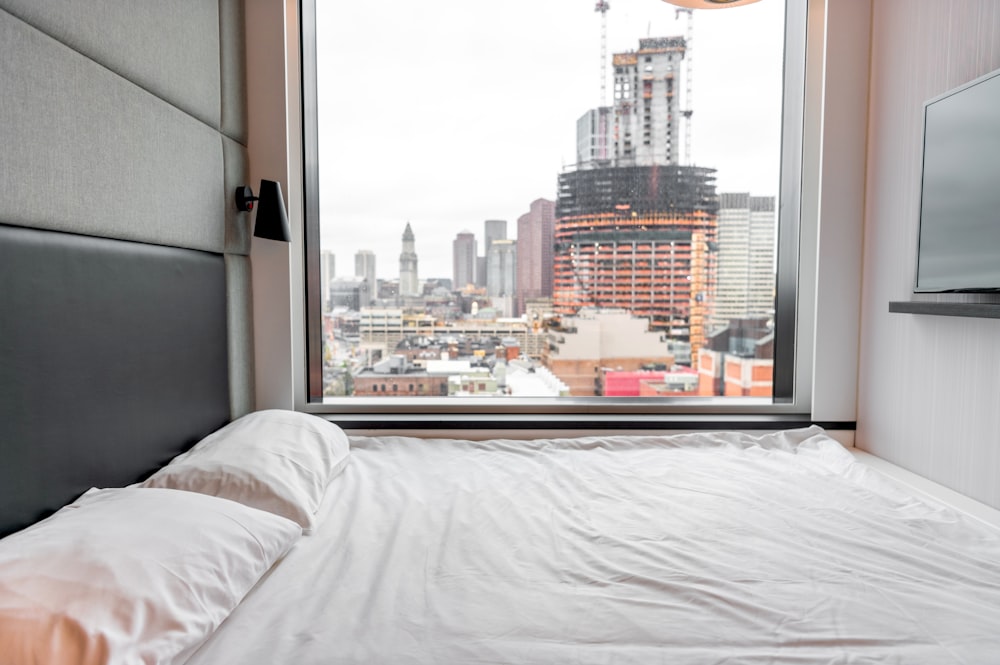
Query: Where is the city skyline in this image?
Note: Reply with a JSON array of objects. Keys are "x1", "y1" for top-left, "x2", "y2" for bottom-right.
[
  {"x1": 323, "y1": 187, "x2": 773, "y2": 293},
  {"x1": 315, "y1": 0, "x2": 785, "y2": 279}
]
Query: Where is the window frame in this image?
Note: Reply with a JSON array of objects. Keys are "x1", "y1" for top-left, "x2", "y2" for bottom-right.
[{"x1": 298, "y1": 0, "x2": 826, "y2": 427}]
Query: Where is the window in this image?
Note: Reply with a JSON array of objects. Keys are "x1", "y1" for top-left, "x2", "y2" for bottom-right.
[{"x1": 302, "y1": 0, "x2": 810, "y2": 418}]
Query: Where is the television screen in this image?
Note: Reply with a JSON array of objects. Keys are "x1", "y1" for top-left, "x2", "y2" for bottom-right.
[{"x1": 915, "y1": 67, "x2": 1000, "y2": 292}]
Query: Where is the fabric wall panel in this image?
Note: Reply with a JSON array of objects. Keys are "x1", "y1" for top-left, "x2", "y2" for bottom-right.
[
  {"x1": 226, "y1": 254, "x2": 256, "y2": 419},
  {"x1": 0, "y1": 0, "x2": 256, "y2": 428},
  {"x1": 0, "y1": 10, "x2": 226, "y2": 253},
  {"x1": 0, "y1": 2, "x2": 221, "y2": 130},
  {"x1": 219, "y1": 0, "x2": 249, "y2": 143},
  {"x1": 224, "y1": 135, "x2": 253, "y2": 255}
]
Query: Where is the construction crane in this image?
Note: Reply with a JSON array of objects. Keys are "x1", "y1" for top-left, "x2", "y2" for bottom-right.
[
  {"x1": 675, "y1": 7, "x2": 694, "y2": 165},
  {"x1": 595, "y1": 1, "x2": 610, "y2": 106}
]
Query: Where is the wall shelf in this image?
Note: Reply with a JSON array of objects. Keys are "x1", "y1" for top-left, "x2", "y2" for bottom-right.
[{"x1": 889, "y1": 301, "x2": 1000, "y2": 319}]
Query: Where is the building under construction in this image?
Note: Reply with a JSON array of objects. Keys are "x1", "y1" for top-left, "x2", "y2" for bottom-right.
[
  {"x1": 577, "y1": 36, "x2": 688, "y2": 170},
  {"x1": 553, "y1": 164, "x2": 718, "y2": 358},
  {"x1": 556, "y1": 27, "x2": 719, "y2": 363}
]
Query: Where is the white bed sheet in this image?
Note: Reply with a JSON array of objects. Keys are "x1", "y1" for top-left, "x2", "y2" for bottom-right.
[{"x1": 184, "y1": 427, "x2": 1000, "y2": 664}]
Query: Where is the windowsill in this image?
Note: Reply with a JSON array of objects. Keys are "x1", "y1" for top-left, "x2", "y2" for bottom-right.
[{"x1": 321, "y1": 412, "x2": 855, "y2": 433}]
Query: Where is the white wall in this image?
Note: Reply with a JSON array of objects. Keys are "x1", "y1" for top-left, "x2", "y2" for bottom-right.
[
  {"x1": 809, "y1": 0, "x2": 870, "y2": 425},
  {"x1": 246, "y1": 0, "x2": 299, "y2": 411},
  {"x1": 856, "y1": 0, "x2": 1000, "y2": 509}
]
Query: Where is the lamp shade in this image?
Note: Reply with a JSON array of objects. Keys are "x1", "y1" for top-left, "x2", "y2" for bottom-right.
[
  {"x1": 661, "y1": 0, "x2": 761, "y2": 8},
  {"x1": 253, "y1": 179, "x2": 291, "y2": 242}
]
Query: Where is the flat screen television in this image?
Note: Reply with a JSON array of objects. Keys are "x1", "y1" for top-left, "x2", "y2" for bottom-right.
[{"x1": 914, "y1": 66, "x2": 1000, "y2": 293}]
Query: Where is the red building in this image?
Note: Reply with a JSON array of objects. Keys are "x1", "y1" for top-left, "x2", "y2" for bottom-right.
[
  {"x1": 696, "y1": 316, "x2": 774, "y2": 397},
  {"x1": 602, "y1": 369, "x2": 698, "y2": 397}
]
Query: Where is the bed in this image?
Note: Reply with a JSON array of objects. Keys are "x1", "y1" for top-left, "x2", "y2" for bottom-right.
[
  {"x1": 3, "y1": 4, "x2": 1000, "y2": 661},
  {"x1": 3, "y1": 412, "x2": 1000, "y2": 664}
]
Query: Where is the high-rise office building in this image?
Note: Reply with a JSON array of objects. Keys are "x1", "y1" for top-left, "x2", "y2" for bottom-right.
[
  {"x1": 712, "y1": 193, "x2": 776, "y2": 331},
  {"x1": 487, "y1": 238, "x2": 517, "y2": 318},
  {"x1": 320, "y1": 250, "x2": 336, "y2": 311},
  {"x1": 452, "y1": 231, "x2": 477, "y2": 290},
  {"x1": 399, "y1": 222, "x2": 419, "y2": 297},
  {"x1": 475, "y1": 256, "x2": 487, "y2": 290},
  {"x1": 354, "y1": 249, "x2": 377, "y2": 307},
  {"x1": 478, "y1": 219, "x2": 507, "y2": 288},
  {"x1": 515, "y1": 198, "x2": 555, "y2": 317},
  {"x1": 487, "y1": 239, "x2": 517, "y2": 298},
  {"x1": 484, "y1": 219, "x2": 507, "y2": 253}
]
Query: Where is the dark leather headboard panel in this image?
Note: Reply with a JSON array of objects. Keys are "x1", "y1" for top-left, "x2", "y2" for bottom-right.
[{"x1": 0, "y1": 224, "x2": 231, "y2": 536}]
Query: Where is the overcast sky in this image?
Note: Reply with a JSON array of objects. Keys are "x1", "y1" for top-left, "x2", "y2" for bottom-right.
[{"x1": 316, "y1": 0, "x2": 786, "y2": 279}]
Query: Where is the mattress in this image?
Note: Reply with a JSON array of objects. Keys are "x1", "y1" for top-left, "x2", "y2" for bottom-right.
[{"x1": 184, "y1": 427, "x2": 1000, "y2": 664}]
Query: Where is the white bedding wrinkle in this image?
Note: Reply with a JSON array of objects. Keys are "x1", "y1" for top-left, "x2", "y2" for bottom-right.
[{"x1": 184, "y1": 427, "x2": 1000, "y2": 665}]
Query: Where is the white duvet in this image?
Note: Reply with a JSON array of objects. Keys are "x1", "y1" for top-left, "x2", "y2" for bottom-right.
[{"x1": 185, "y1": 427, "x2": 1000, "y2": 664}]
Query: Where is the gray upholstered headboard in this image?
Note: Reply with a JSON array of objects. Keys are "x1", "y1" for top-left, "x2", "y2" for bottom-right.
[{"x1": 0, "y1": 1, "x2": 255, "y2": 536}]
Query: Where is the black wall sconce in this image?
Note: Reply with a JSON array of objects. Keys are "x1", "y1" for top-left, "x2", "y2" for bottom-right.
[{"x1": 235, "y1": 179, "x2": 291, "y2": 242}]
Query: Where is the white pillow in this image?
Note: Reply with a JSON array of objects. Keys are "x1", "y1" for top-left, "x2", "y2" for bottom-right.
[
  {"x1": 0, "y1": 487, "x2": 301, "y2": 665},
  {"x1": 142, "y1": 409, "x2": 350, "y2": 533}
]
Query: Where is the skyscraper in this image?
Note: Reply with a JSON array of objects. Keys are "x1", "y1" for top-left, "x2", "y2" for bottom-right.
[
  {"x1": 354, "y1": 249, "x2": 377, "y2": 307},
  {"x1": 320, "y1": 250, "x2": 336, "y2": 311},
  {"x1": 515, "y1": 198, "x2": 555, "y2": 317},
  {"x1": 487, "y1": 239, "x2": 517, "y2": 298},
  {"x1": 399, "y1": 222, "x2": 419, "y2": 297},
  {"x1": 478, "y1": 219, "x2": 507, "y2": 288},
  {"x1": 554, "y1": 35, "x2": 717, "y2": 362},
  {"x1": 484, "y1": 219, "x2": 507, "y2": 253},
  {"x1": 487, "y1": 238, "x2": 517, "y2": 317},
  {"x1": 452, "y1": 230, "x2": 477, "y2": 290},
  {"x1": 712, "y1": 193, "x2": 776, "y2": 331}
]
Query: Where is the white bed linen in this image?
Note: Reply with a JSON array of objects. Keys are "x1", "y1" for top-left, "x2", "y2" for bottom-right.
[{"x1": 184, "y1": 427, "x2": 1000, "y2": 664}]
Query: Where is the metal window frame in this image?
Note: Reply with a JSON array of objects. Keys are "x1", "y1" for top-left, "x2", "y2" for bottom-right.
[{"x1": 299, "y1": 0, "x2": 817, "y2": 427}]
